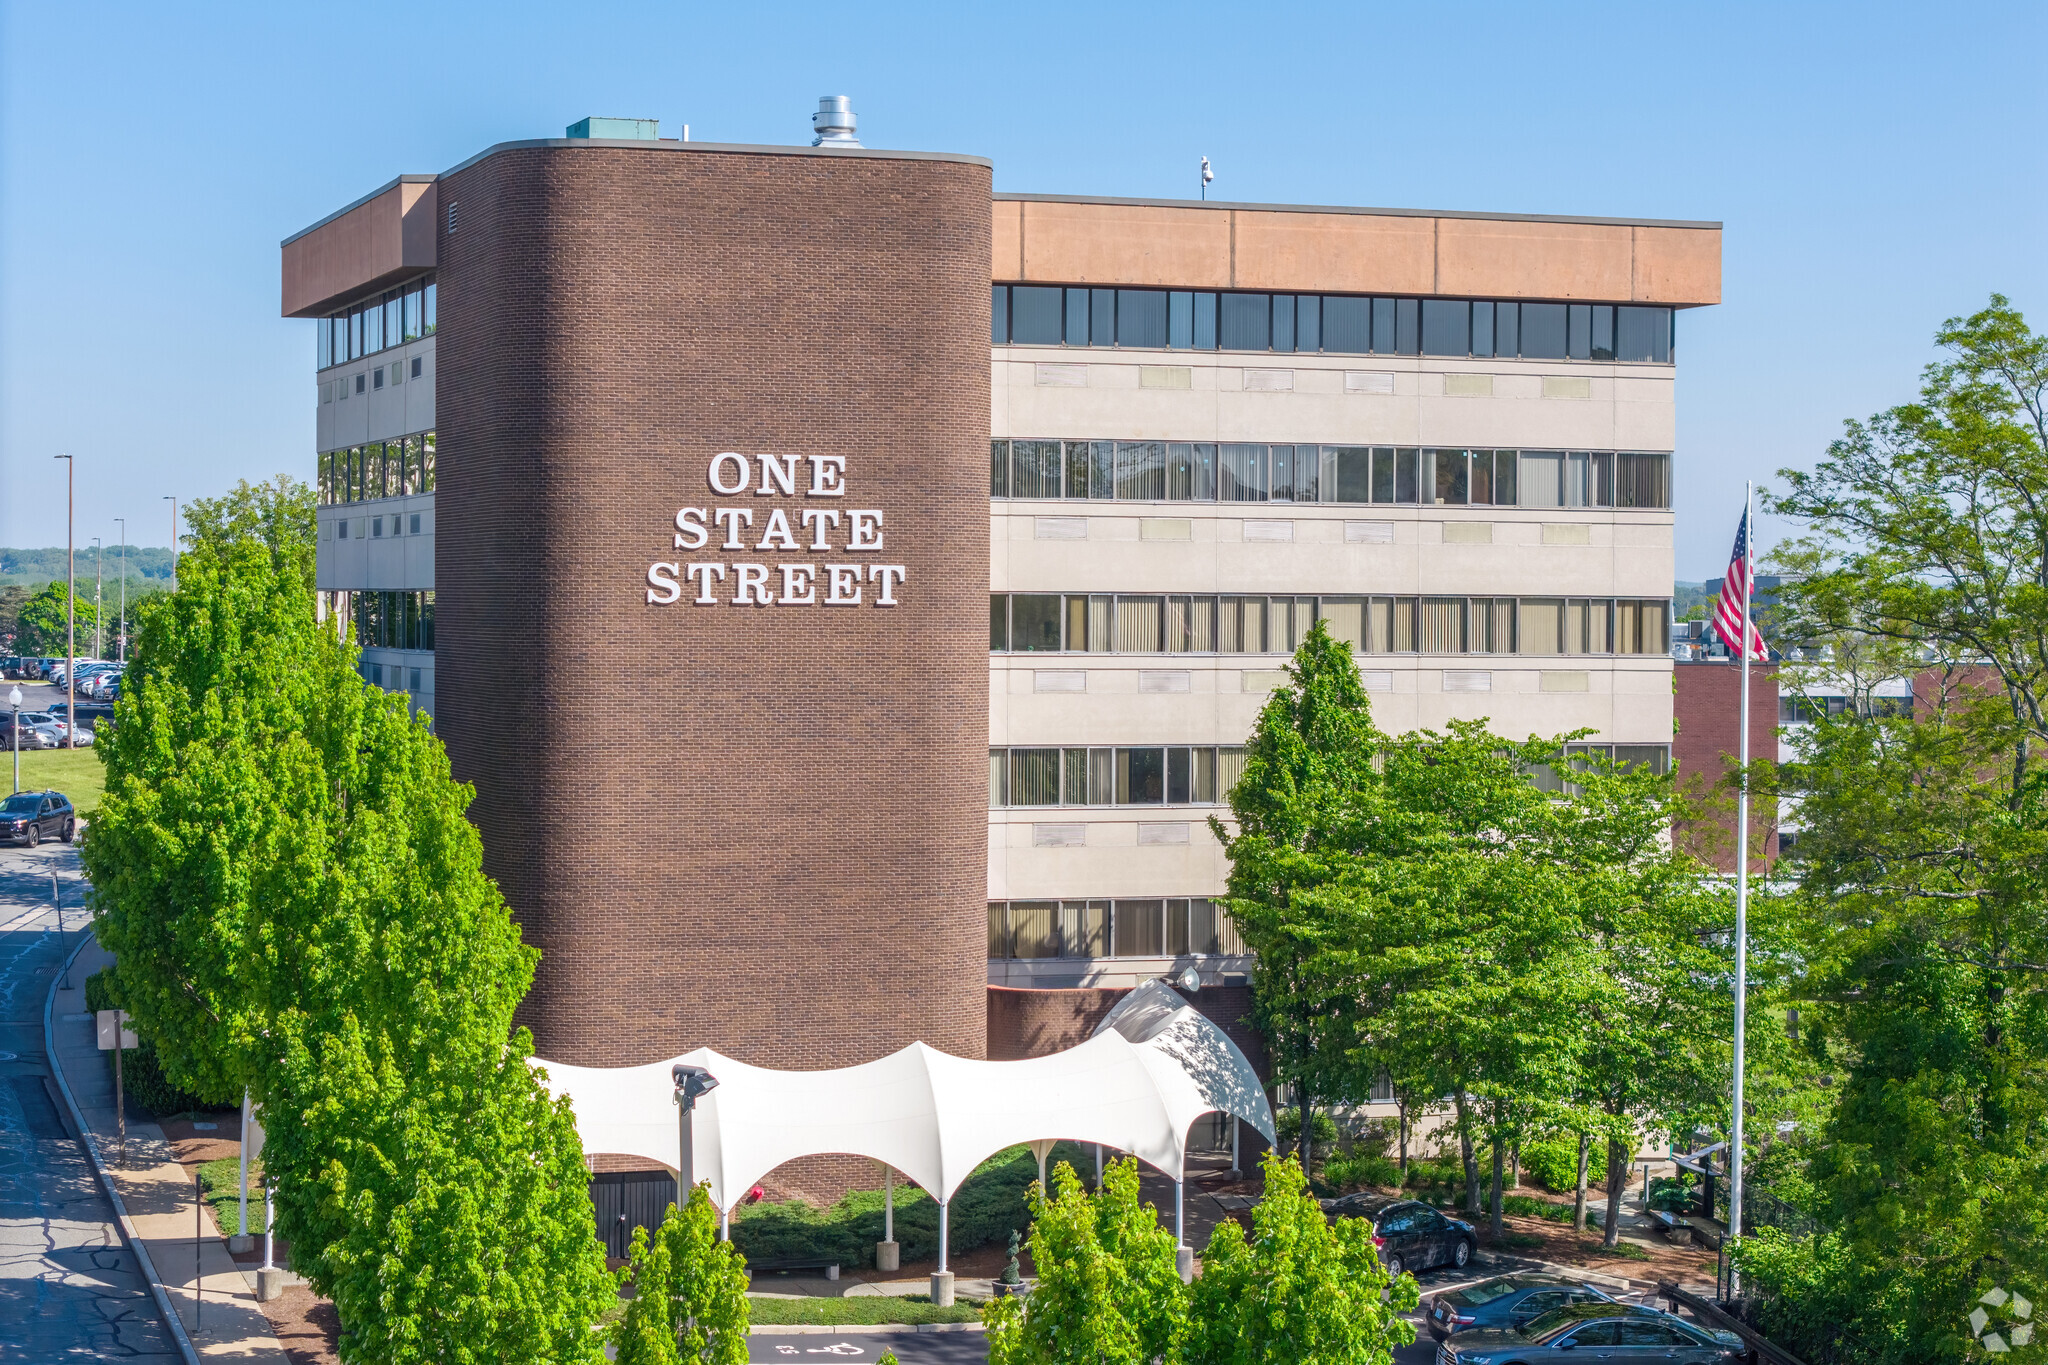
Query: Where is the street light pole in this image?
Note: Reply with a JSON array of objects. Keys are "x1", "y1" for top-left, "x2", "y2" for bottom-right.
[
  {"x1": 9, "y1": 686, "x2": 20, "y2": 794},
  {"x1": 92, "y1": 537, "x2": 102, "y2": 660},
  {"x1": 671, "y1": 1063, "x2": 719, "y2": 1229},
  {"x1": 57, "y1": 455, "x2": 74, "y2": 749},
  {"x1": 114, "y1": 519, "x2": 126, "y2": 664},
  {"x1": 165, "y1": 496, "x2": 178, "y2": 588}
]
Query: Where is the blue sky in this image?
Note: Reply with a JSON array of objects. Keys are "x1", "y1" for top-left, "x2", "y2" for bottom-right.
[{"x1": 2, "y1": 1, "x2": 2042, "y2": 578}]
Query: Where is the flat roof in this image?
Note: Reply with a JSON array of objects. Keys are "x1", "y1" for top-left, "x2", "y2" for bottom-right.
[
  {"x1": 284, "y1": 140, "x2": 994, "y2": 247},
  {"x1": 994, "y1": 192, "x2": 1720, "y2": 232}
]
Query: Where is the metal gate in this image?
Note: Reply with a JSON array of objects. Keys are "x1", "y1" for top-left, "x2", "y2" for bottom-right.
[{"x1": 590, "y1": 1170, "x2": 678, "y2": 1260}]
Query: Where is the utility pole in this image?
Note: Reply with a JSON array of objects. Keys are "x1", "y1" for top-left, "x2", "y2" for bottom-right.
[
  {"x1": 114, "y1": 519, "x2": 126, "y2": 663},
  {"x1": 57, "y1": 455, "x2": 74, "y2": 748}
]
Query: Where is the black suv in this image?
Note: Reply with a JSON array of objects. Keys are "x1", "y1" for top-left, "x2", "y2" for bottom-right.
[
  {"x1": 3, "y1": 790, "x2": 76, "y2": 846},
  {"x1": 1324, "y1": 1194, "x2": 1476, "y2": 1276}
]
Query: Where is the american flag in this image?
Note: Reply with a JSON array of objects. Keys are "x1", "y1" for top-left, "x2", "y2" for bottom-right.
[{"x1": 1713, "y1": 507, "x2": 1769, "y2": 661}]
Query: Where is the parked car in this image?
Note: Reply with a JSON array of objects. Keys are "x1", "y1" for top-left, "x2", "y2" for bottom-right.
[
  {"x1": 6, "y1": 719, "x2": 58, "y2": 750},
  {"x1": 1437, "y1": 1303, "x2": 1743, "y2": 1363},
  {"x1": 1423, "y1": 1273, "x2": 1619, "y2": 1341},
  {"x1": 16, "y1": 712, "x2": 91, "y2": 746},
  {"x1": 1323, "y1": 1194, "x2": 1476, "y2": 1276},
  {"x1": 2, "y1": 790, "x2": 76, "y2": 846}
]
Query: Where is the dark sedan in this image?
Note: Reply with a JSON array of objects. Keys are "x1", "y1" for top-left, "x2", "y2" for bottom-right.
[
  {"x1": 1424, "y1": 1273, "x2": 1618, "y2": 1341},
  {"x1": 1325, "y1": 1194, "x2": 1475, "y2": 1276},
  {"x1": 1437, "y1": 1302, "x2": 1743, "y2": 1364},
  {"x1": 2, "y1": 790, "x2": 76, "y2": 846}
]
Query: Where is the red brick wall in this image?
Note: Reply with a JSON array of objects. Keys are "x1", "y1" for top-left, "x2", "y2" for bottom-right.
[
  {"x1": 434, "y1": 143, "x2": 993, "y2": 1073},
  {"x1": 1673, "y1": 661, "x2": 1779, "y2": 872}
]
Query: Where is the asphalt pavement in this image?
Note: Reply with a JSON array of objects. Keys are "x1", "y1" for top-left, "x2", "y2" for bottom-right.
[{"x1": 0, "y1": 835, "x2": 179, "y2": 1360}]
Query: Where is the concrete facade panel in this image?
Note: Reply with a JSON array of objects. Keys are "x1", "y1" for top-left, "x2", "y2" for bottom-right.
[
  {"x1": 433, "y1": 143, "x2": 993, "y2": 1072},
  {"x1": 1632, "y1": 226, "x2": 1723, "y2": 307},
  {"x1": 1434, "y1": 219, "x2": 1633, "y2": 301},
  {"x1": 1018, "y1": 201, "x2": 1232, "y2": 287},
  {"x1": 1228, "y1": 212, "x2": 1435, "y2": 294}
]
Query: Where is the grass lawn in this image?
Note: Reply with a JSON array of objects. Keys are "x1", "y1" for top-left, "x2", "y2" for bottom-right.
[
  {"x1": 198, "y1": 1156, "x2": 267, "y2": 1236},
  {"x1": 746, "y1": 1295, "x2": 982, "y2": 1326},
  {"x1": 11, "y1": 746, "x2": 107, "y2": 816}
]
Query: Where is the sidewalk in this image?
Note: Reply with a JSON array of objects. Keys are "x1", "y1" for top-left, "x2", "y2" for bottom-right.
[{"x1": 47, "y1": 933, "x2": 290, "y2": 1364}]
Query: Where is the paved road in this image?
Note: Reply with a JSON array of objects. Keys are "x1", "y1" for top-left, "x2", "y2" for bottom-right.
[{"x1": 0, "y1": 837, "x2": 179, "y2": 1361}]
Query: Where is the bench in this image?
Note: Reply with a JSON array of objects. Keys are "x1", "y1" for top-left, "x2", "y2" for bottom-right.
[
  {"x1": 745, "y1": 1257, "x2": 840, "y2": 1281},
  {"x1": 1647, "y1": 1209, "x2": 1694, "y2": 1245}
]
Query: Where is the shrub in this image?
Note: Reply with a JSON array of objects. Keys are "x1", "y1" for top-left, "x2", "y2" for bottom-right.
[
  {"x1": 1274, "y1": 1108, "x2": 1340, "y2": 1149},
  {"x1": 84, "y1": 966, "x2": 121, "y2": 1013},
  {"x1": 1520, "y1": 1136, "x2": 1607, "y2": 1193},
  {"x1": 124, "y1": 1039, "x2": 207, "y2": 1116},
  {"x1": 1323, "y1": 1153, "x2": 1400, "y2": 1191}
]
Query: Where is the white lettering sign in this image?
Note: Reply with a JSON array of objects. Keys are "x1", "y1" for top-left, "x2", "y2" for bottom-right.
[{"x1": 653, "y1": 453, "x2": 905, "y2": 609}]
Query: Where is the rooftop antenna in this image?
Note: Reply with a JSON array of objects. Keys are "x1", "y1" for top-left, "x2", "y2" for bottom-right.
[{"x1": 1200, "y1": 156, "x2": 1213, "y2": 201}]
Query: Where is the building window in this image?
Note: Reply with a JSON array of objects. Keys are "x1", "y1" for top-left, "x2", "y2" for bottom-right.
[
  {"x1": 989, "y1": 593, "x2": 1669, "y2": 657},
  {"x1": 993, "y1": 285, "x2": 1675, "y2": 366},
  {"x1": 988, "y1": 441, "x2": 1667, "y2": 510},
  {"x1": 317, "y1": 275, "x2": 436, "y2": 373},
  {"x1": 351, "y1": 590, "x2": 435, "y2": 655},
  {"x1": 990, "y1": 747, "x2": 1244, "y2": 806},
  {"x1": 317, "y1": 429, "x2": 435, "y2": 505},
  {"x1": 1525, "y1": 743, "x2": 1673, "y2": 793},
  {"x1": 987, "y1": 898, "x2": 1247, "y2": 960}
]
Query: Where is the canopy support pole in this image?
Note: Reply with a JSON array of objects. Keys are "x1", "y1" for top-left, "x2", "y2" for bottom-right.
[
  {"x1": 929, "y1": 1199, "x2": 956, "y2": 1307},
  {"x1": 938, "y1": 1200, "x2": 949, "y2": 1273},
  {"x1": 1174, "y1": 1159, "x2": 1195, "y2": 1283},
  {"x1": 1230, "y1": 1118, "x2": 1240, "y2": 1175},
  {"x1": 719, "y1": 1206, "x2": 729, "y2": 1241},
  {"x1": 884, "y1": 1167, "x2": 894, "y2": 1243},
  {"x1": 1095, "y1": 1143, "x2": 1103, "y2": 1188}
]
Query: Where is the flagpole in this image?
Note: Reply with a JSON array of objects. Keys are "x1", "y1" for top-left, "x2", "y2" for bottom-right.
[{"x1": 1730, "y1": 481, "x2": 1753, "y2": 1260}]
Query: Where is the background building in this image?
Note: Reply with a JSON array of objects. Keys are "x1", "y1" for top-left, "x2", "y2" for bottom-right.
[{"x1": 284, "y1": 116, "x2": 1721, "y2": 1143}]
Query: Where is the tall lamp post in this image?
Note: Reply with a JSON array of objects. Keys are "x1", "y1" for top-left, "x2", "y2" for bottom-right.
[
  {"x1": 9, "y1": 686, "x2": 20, "y2": 794},
  {"x1": 91, "y1": 537, "x2": 102, "y2": 659},
  {"x1": 164, "y1": 496, "x2": 179, "y2": 587},
  {"x1": 114, "y1": 519, "x2": 126, "y2": 663},
  {"x1": 672, "y1": 1063, "x2": 719, "y2": 1226},
  {"x1": 56, "y1": 455, "x2": 74, "y2": 748}
]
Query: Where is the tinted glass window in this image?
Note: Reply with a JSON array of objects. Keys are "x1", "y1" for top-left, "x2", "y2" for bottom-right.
[
  {"x1": 990, "y1": 597, "x2": 1008, "y2": 650},
  {"x1": 1192, "y1": 293, "x2": 1218, "y2": 349},
  {"x1": 1296, "y1": 295, "x2": 1321, "y2": 351},
  {"x1": 1113, "y1": 899, "x2": 1164, "y2": 955},
  {"x1": 1011, "y1": 595, "x2": 1062, "y2": 650},
  {"x1": 1118, "y1": 749, "x2": 1165, "y2": 804},
  {"x1": 1219, "y1": 293, "x2": 1271, "y2": 351},
  {"x1": 1117, "y1": 442, "x2": 1167, "y2": 500},
  {"x1": 1065, "y1": 288, "x2": 1090, "y2": 344},
  {"x1": 1271, "y1": 293, "x2": 1296, "y2": 352},
  {"x1": 1117, "y1": 290, "x2": 1169, "y2": 348},
  {"x1": 1568, "y1": 303, "x2": 1593, "y2": 359},
  {"x1": 1091, "y1": 289, "x2": 1117, "y2": 346},
  {"x1": 1324, "y1": 296, "x2": 1369, "y2": 353},
  {"x1": 1010, "y1": 286, "x2": 1063, "y2": 344},
  {"x1": 1, "y1": 795, "x2": 39, "y2": 814},
  {"x1": 1395, "y1": 298, "x2": 1420, "y2": 354},
  {"x1": 422, "y1": 281, "x2": 436, "y2": 332},
  {"x1": 991, "y1": 285, "x2": 1008, "y2": 342},
  {"x1": 1168, "y1": 292, "x2": 1194, "y2": 348},
  {"x1": 1620, "y1": 1323, "x2": 1679, "y2": 1345},
  {"x1": 1591, "y1": 304, "x2": 1616, "y2": 360},
  {"x1": 1616, "y1": 306, "x2": 1671, "y2": 362},
  {"x1": 1471, "y1": 300, "x2": 1494, "y2": 357},
  {"x1": 1421, "y1": 299, "x2": 1470, "y2": 356},
  {"x1": 1496, "y1": 301, "x2": 1519, "y2": 356},
  {"x1": 1371, "y1": 297, "x2": 1398, "y2": 353},
  {"x1": 1566, "y1": 1323, "x2": 1622, "y2": 1346},
  {"x1": 1521, "y1": 303, "x2": 1567, "y2": 359},
  {"x1": 990, "y1": 440, "x2": 1009, "y2": 497}
]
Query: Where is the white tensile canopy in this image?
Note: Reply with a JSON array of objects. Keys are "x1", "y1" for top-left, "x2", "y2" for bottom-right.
[{"x1": 531, "y1": 981, "x2": 1274, "y2": 1221}]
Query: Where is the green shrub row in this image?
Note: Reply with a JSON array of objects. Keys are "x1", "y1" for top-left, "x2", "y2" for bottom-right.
[
  {"x1": 728, "y1": 1142, "x2": 1092, "y2": 1269},
  {"x1": 83, "y1": 967, "x2": 210, "y2": 1117},
  {"x1": 1519, "y1": 1136, "x2": 1609, "y2": 1193}
]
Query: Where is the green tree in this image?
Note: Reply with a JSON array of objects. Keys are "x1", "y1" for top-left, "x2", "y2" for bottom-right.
[
  {"x1": 614, "y1": 1224, "x2": 682, "y2": 1365},
  {"x1": 663, "y1": 1184, "x2": 750, "y2": 1365},
  {"x1": 984, "y1": 1158, "x2": 1187, "y2": 1365},
  {"x1": 15, "y1": 580, "x2": 99, "y2": 656},
  {"x1": 1750, "y1": 296, "x2": 2048, "y2": 1361},
  {"x1": 1184, "y1": 1153, "x2": 1414, "y2": 1365},
  {"x1": 182, "y1": 475, "x2": 317, "y2": 585},
  {"x1": 85, "y1": 477, "x2": 617, "y2": 1364}
]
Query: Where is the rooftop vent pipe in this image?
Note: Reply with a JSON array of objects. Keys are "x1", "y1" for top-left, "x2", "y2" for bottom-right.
[{"x1": 812, "y1": 96, "x2": 860, "y2": 148}]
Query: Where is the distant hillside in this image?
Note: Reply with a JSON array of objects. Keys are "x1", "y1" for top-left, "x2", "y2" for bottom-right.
[{"x1": 1, "y1": 546, "x2": 177, "y2": 592}]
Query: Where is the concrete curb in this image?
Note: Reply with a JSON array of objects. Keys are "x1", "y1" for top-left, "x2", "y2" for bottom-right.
[
  {"x1": 43, "y1": 928, "x2": 203, "y2": 1365},
  {"x1": 750, "y1": 1322, "x2": 987, "y2": 1335}
]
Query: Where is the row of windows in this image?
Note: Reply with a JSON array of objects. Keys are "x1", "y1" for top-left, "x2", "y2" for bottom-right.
[
  {"x1": 991, "y1": 442, "x2": 1671, "y2": 510},
  {"x1": 993, "y1": 286, "x2": 1674, "y2": 364},
  {"x1": 322, "y1": 355, "x2": 425, "y2": 402},
  {"x1": 351, "y1": 590, "x2": 435, "y2": 652},
  {"x1": 989, "y1": 593, "x2": 1671, "y2": 657},
  {"x1": 333, "y1": 510, "x2": 423, "y2": 541},
  {"x1": 988, "y1": 898, "x2": 1247, "y2": 960},
  {"x1": 317, "y1": 276, "x2": 437, "y2": 369},
  {"x1": 990, "y1": 746, "x2": 1248, "y2": 808},
  {"x1": 362, "y1": 661, "x2": 427, "y2": 693},
  {"x1": 1528, "y1": 742, "x2": 1672, "y2": 793},
  {"x1": 318, "y1": 433, "x2": 437, "y2": 503},
  {"x1": 1778, "y1": 695, "x2": 1913, "y2": 724}
]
